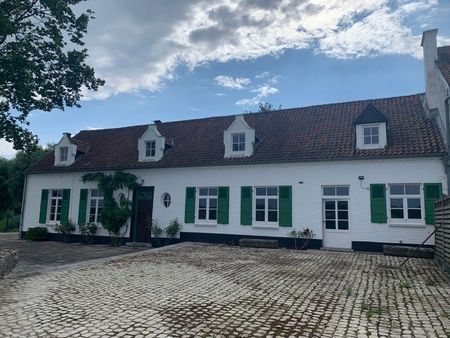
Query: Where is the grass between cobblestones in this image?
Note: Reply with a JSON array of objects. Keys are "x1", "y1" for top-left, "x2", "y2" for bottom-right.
[{"x1": 0, "y1": 244, "x2": 450, "y2": 337}]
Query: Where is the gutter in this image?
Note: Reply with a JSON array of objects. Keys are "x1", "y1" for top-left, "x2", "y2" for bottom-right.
[
  {"x1": 18, "y1": 173, "x2": 28, "y2": 239},
  {"x1": 446, "y1": 96, "x2": 450, "y2": 194}
]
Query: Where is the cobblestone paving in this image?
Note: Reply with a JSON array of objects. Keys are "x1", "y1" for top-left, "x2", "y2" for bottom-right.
[{"x1": 1, "y1": 244, "x2": 450, "y2": 337}]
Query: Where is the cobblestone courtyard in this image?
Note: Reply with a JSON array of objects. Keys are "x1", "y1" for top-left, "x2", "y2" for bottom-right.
[{"x1": 1, "y1": 243, "x2": 450, "y2": 337}]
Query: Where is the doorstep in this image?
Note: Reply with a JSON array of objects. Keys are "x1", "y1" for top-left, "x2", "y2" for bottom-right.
[
  {"x1": 125, "y1": 242, "x2": 152, "y2": 248},
  {"x1": 320, "y1": 247, "x2": 353, "y2": 252}
]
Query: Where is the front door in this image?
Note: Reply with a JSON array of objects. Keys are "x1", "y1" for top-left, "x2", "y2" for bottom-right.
[
  {"x1": 322, "y1": 186, "x2": 352, "y2": 249},
  {"x1": 132, "y1": 187, "x2": 154, "y2": 243}
]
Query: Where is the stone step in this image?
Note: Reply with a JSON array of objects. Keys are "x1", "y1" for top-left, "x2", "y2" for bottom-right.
[{"x1": 125, "y1": 242, "x2": 152, "y2": 248}]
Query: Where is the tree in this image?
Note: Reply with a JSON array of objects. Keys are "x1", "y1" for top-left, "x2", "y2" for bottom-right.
[
  {"x1": 0, "y1": 158, "x2": 11, "y2": 214},
  {"x1": 255, "y1": 102, "x2": 282, "y2": 113},
  {"x1": 0, "y1": 0, "x2": 104, "y2": 152}
]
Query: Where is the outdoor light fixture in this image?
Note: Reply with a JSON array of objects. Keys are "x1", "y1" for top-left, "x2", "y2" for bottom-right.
[{"x1": 358, "y1": 176, "x2": 364, "y2": 180}]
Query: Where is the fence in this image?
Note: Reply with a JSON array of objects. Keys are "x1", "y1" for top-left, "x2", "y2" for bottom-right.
[
  {"x1": 434, "y1": 197, "x2": 450, "y2": 274},
  {"x1": 0, "y1": 249, "x2": 18, "y2": 278}
]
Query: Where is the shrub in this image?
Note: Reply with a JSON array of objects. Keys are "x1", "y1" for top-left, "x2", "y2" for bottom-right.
[
  {"x1": 0, "y1": 213, "x2": 20, "y2": 232},
  {"x1": 79, "y1": 223, "x2": 98, "y2": 244},
  {"x1": 165, "y1": 218, "x2": 182, "y2": 239},
  {"x1": 26, "y1": 227, "x2": 48, "y2": 241},
  {"x1": 54, "y1": 220, "x2": 76, "y2": 235}
]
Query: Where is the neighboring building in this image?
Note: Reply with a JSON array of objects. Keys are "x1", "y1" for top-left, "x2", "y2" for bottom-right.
[{"x1": 20, "y1": 30, "x2": 450, "y2": 251}]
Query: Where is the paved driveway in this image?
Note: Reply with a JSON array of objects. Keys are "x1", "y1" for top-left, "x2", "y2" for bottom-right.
[
  {"x1": 0, "y1": 233, "x2": 147, "y2": 278},
  {"x1": 0, "y1": 243, "x2": 449, "y2": 337}
]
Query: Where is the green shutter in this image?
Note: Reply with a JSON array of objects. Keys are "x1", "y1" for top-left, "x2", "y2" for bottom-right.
[
  {"x1": 370, "y1": 184, "x2": 387, "y2": 223},
  {"x1": 218, "y1": 187, "x2": 229, "y2": 224},
  {"x1": 424, "y1": 183, "x2": 442, "y2": 225},
  {"x1": 279, "y1": 186, "x2": 292, "y2": 227},
  {"x1": 241, "y1": 186, "x2": 252, "y2": 225},
  {"x1": 185, "y1": 187, "x2": 196, "y2": 224},
  {"x1": 39, "y1": 189, "x2": 49, "y2": 224},
  {"x1": 78, "y1": 189, "x2": 88, "y2": 225},
  {"x1": 60, "y1": 189, "x2": 71, "y2": 225}
]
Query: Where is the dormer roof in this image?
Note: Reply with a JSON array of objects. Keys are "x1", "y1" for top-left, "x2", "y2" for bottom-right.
[{"x1": 353, "y1": 104, "x2": 388, "y2": 125}]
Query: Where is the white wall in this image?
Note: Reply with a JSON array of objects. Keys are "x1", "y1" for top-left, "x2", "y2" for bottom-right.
[{"x1": 23, "y1": 157, "x2": 446, "y2": 246}]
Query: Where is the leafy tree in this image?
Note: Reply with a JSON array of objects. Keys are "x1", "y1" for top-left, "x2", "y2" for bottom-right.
[
  {"x1": 82, "y1": 172, "x2": 139, "y2": 245},
  {"x1": 254, "y1": 102, "x2": 282, "y2": 113},
  {"x1": 0, "y1": 0, "x2": 104, "y2": 152},
  {"x1": 0, "y1": 158, "x2": 11, "y2": 214}
]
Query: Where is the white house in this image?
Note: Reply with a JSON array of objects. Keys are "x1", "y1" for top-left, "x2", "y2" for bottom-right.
[{"x1": 20, "y1": 30, "x2": 450, "y2": 251}]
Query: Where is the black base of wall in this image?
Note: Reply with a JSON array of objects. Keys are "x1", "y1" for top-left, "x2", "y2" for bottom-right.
[
  {"x1": 352, "y1": 241, "x2": 434, "y2": 253},
  {"x1": 20, "y1": 231, "x2": 130, "y2": 245},
  {"x1": 180, "y1": 232, "x2": 323, "y2": 250}
]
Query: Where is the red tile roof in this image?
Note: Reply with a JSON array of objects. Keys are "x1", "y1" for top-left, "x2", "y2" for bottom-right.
[
  {"x1": 27, "y1": 94, "x2": 444, "y2": 174},
  {"x1": 438, "y1": 46, "x2": 450, "y2": 87}
]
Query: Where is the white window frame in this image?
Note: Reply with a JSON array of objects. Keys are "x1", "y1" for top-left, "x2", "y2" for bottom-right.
[
  {"x1": 196, "y1": 187, "x2": 218, "y2": 224},
  {"x1": 322, "y1": 185, "x2": 350, "y2": 232},
  {"x1": 88, "y1": 189, "x2": 104, "y2": 224},
  {"x1": 363, "y1": 125, "x2": 379, "y2": 145},
  {"x1": 388, "y1": 183, "x2": 424, "y2": 225},
  {"x1": 145, "y1": 140, "x2": 156, "y2": 157},
  {"x1": 254, "y1": 186, "x2": 279, "y2": 226},
  {"x1": 232, "y1": 133, "x2": 246, "y2": 152},
  {"x1": 59, "y1": 146, "x2": 68, "y2": 162},
  {"x1": 47, "y1": 189, "x2": 63, "y2": 224},
  {"x1": 355, "y1": 122, "x2": 387, "y2": 150},
  {"x1": 162, "y1": 192, "x2": 171, "y2": 208}
]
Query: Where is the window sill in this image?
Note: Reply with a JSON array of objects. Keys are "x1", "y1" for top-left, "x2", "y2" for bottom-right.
[
  {"x1": 388, "y1": 222, "x2": 426, "y2": 228},
  {"x1": 194, "y1": 223, "x2": 218, "y2": 227},
  {"x1": 252, "y1": 225, "x2": 279, "y2": 230}
]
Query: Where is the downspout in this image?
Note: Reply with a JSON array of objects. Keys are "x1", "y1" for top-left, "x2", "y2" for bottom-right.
[
  {"x1": 18, "y1": 173, "x2": 28, "y2": 239},
  {"x1": 446, "y1": 96, "x2": 450, "y2": 195}
]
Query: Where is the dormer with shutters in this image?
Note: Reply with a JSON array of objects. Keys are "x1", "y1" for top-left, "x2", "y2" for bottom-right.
[
  {"x1": 353, "y1": 104, "x2": 388, "y2": 150},
  {"x1": 224, "y1": 115, "x2": 255, "y2": 158},
  {"x1": 54, "y1": 133, "x2": 78, "y2": 166},
  {"x1": 138, "y1": 124, "x2": 165, "y2": 162}
]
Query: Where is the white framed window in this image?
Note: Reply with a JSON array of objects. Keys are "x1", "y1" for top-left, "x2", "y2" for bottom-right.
[
  {"x1": 48, "y1": 189, "x2": 63, "y2": 224},
  {"x1": 363, "y1": 126, "x2": 379, "y2": 145},
  {"x1": 254, "y1": 186, "x2": 278, "y2": 225},
  {"x1": 89, "y1": 189, "x2": 104, "y2": 224},
  {"x1": 145, "y1": 140, "x2": 156, "y2": 157},
  {"x1": 197, "y1": 187, "x2": 218, "y2": 223},
  {"x1": 232, "y1": 133, "x2": 245, "y2": 152},
  {"x1": 59, "y1": 147, "x2": 68, "y2": 162},
  {"x1": 322, "y1": 186, "x2": 350, "y2": 231},
  {"x1": 389, "y1": 184, "x2": 423, "y2": 222},
  {"x1": 162, "y1": 192, "x2": 171, "y2": 208}
]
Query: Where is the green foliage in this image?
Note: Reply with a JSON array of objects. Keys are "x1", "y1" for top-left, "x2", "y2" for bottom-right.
[
  {"x1": 0, "y1": 212, "x2": 20, "y2": 232},
  {"x1": 82, "y1": 172, "x2": 138, "y2": 242},
  {"x1": 149, "y1": 218, "x2": 163, "y2": 238},
  {"x1": 361, "y1": 303, "x2": 382, "y2": 319},
  {"x1": 399, "y1": 281, "x2": 412, "y2": 289},
  {"x1": 288, "y1": 228, "x2": 316, "y2": 250},
  {"x1": 79, "y1": 223, "x2": 97, "y2": 244},
  {"x1": 26, "y1": 227, "x2": 48, "y2": 241},
  {"x1": 0, "y1": 0, "x2": 104, "y2": 152},
  {"x1": 54, "y1": 219, "x2": 75, "y2": 235},
  {"x1": 165, "y1": 218, "x2": 182, "y2": 238},
  {"x1": 148, "y1": 218, "x2": 182, "y2": 246}
]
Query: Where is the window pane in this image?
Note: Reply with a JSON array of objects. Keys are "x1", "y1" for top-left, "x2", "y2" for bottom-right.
[
  {"x1": 323, "y1": 187, "x2": 335, "y2": 196},
  {"x1": 337, "y1": 201, "x2": 348, "y2": 210},
  {"x1": 338, "y1": 211, "x2": 348, "y2": 220},
  {"x1": 209, "y1": 198, "x2": 217, "y2": 209},
  {"x1": 238, "y1": 143, "x2": 245, "y2": 151},
  {"x1": 268, "y1": 211, "x2": 277, "y2": 222},
  {"x1": 364, "y1": 136, "x2": 371, "y2": 145},
  {"x1": 338, "y1": 220, "x2": 349, "y2": 230},
  {"x1": 199, "y1": 188, "x2": 208, "y2": 196},
  {"x1": 364, "y1": 128, "x2": 371, "y2": 136},
  {"x1": 267, "y1": 187, "x2": 277, "y2": 196},
  {"x1": 256, "y1": 199, "x2": 265, "y2": 210},
  {"x1": 372, "y1": 135, "x2": 379, "y2": 144},
  {"x1": 198, "y1": 198, "x2": 207, "y2": 208},
  {"x1": 256, "y1": 188, "x2": 266, "y2": 196},
  {"x1": 198, "y1": 209, "x2": 206, "y2": 220},
  {"x1": 405, "y1": 184, "x2": 420, "y2": 195},
  {"x1": 371, "y1": 127, "x2": 378, "y2": 136},
  {"x1": 325, "y1": 220, "x2": 335, "y2": 229},
  {"x1": 407, "y1": 198, "x2": 421, "y2": 209},
  {"x1": 268, "y1": 199, "x2": 278, "y2": 210},
  {"x1": 325, "y1": 211, "x2": 335, "y2": 220},
  {"x1": 408, "y1": 209, "x2": 421, "y2": 219},
  {"x1": 336, "y1": 187, "x2": 349, "y2": 196},
  {"x1": 391, "y1": 209, "x2": 404, "y2": 219},
  {"x1": 256, "y1": 210, "x2": 265, "y2": 222},
  {"x1": 232, "y1": 143, "x2": 239, "y2": 151},
  {"x1": 325, "y1": 201, "x2": 335, "y2": 210},
  {"x1": 209, "y1": 188, "x2": 218, "y2": 196},
  {"x1": 390, "y1": 185, "x2": 404, "y2": 195},
  {"x1": 390, "y1": 198, "x2": 403, "y2": 209},
  {"x1": 209, "y1": 209, "x2": 217, "y2": 220}
]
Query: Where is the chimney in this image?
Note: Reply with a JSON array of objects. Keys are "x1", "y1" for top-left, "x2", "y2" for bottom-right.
[
  {"x1": 63, "y1": 132, "x2": 71, "y2": 138},
  {"x1": 421, "y1": 29, "x2": 439, "y2": 110}
]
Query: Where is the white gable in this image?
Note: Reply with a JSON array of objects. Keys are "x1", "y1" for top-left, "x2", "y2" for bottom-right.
[
  {"x1": 224, "y1": 115, "x2": 255, "y2": 158},
  {"x1": 54, "y1": 133, "x2": 77, "y2": 166},
  {"x1": 138, "y1": 124, "x2": 165, "y2": 162}
]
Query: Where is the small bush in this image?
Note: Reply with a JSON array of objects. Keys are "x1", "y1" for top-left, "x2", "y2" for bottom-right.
[
  {"x1": 79, "y1": 223, "x2": 98, "y2": 244},
  {"x1": 0, "y1": 214, "x2": 20, "y2": 232},
  {"x1": 54, "y1": 220, "x2": 76, "y2": 235},
  {"x1": 26, "y1": 227, "x2": 48, "y2": 241}
]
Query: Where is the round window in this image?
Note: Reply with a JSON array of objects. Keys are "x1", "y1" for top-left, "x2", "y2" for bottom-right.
[{"x1": 162, "y1": 193, "x2": 171, "y2": 208}]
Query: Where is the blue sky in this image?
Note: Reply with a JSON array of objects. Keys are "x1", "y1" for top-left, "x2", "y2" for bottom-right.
[{"x1": 2, "y1": 0, "x2": 450, "y2": 157}]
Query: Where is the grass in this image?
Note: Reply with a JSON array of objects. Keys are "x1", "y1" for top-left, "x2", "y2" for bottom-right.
[
  {"x1": 362, "y1": 302, "x2": 382, "y2": 318},
  {"x1": 399, "y1": 281, "x2": 412, "y2": 289}
]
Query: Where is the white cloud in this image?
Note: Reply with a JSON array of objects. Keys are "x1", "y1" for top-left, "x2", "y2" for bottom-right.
[
  {"x1": 214, "y1": 75, "x2": 251, "y2": 89},
  {"x1": 236, "y1": 75, "x2": 280, "y2": 106},
  {"x1": 79, "y1": 0, "x2": 447, "y2": 99},
  {"x1": 255, "y1": 71, "x2": 270, "y2": 79},
  {"x1": 0, "y1": 139, "x2": 16, "y2": 159}
]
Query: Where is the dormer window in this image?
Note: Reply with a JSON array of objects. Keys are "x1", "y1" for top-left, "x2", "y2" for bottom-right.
[
  {"x1": 232, "y1": 133, "x2": 245, "y2": 152},
  {"x1": 145, "y1": 141, "x2": 156, "y2": 157},
  {"x1": 363, "y1": 126, "x2": 379, "y2": 145},
  {"x1": 59, "y1": 147, "x2": 68, "y2": 162}
]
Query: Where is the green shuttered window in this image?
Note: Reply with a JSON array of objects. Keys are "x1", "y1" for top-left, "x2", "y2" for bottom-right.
[
  {"x1": 279, "y1": 186, "x2": 292, "y2": 227},
  {"x1": 241, "y1": 186, "x2": 252, "y2": 225},
  {"x1": 60, "y1": 189, "x2": 71, "y2": 225},
  {"x1": 370, "y1": 184, "x2": 387, "y2": 223},
  {"x1": 78, "y1": 189, "x2": 88, "y2": 225},
  {"x1": 217, "y1": 187, "x2": 230, "y2": 224},
  {"x1": 39, "y1": 189, "x2": 49, "y2": 224},
  {"x1": 424, "y1": 183, "x2": 442, "y2": 225},
  {"x1": 185, "y1": 187, "x2": 196, "y2": 223}
]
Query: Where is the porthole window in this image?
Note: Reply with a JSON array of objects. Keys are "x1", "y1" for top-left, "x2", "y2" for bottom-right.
[{"x1": 162, "y1": 193, "x2": 171, "y2": 208}]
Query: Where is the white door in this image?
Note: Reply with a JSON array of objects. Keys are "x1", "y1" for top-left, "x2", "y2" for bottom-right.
[{"x1": 322, "y1": 186, "x2": 352, "y2": 249}]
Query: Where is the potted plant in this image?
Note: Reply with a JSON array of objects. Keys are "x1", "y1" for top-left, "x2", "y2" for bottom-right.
[
  {"x1": 54, "y1": 220, "x2": 76, "y2": 243},
  {"x1": 164, "y1": 218, "x2": 182, "y2": 245},
  {"x1": 288, "y1": 228, "x2": 316, "y2": 250},
  {"x1": 79, "y1": 223, "x2": 98, "y2": 244},
  {"x1": 149, "y1": 218, "x2": 163, "y2": 247}
]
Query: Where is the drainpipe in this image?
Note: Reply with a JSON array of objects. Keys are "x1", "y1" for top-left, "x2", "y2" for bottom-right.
[
  {"x1": 446, "y1": 96, "x2": 450, "y2": 195},
  {"x1": 18, "y1": 173, "x2": 28, "y2": 239}
]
